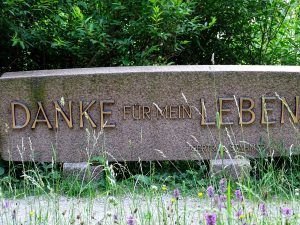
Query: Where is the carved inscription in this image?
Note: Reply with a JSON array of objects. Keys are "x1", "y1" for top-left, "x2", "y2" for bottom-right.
[
  {"x1": 10, "y1": 96, "x2": 300, "y2": 129},
  {"x1": 191, "y1": 144, "x2": 264, "y2": 152},
  {"x1": 123, "y1": 105, "x2": 192, "y2": 120},
  {"x1": 11, "y1": 100, "x2": 115, "y2": 129},
  {"x1": 122, "y1": 96, "x2": 300, "y2": 126}
]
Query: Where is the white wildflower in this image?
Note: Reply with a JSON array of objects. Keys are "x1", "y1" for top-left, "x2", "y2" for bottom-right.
[
  {"x1": 60, "y1": 97, "x2": 65, "y2": 106},
  {"x1": 151, "y1": 185, "x2": 158, "y2": 191}
]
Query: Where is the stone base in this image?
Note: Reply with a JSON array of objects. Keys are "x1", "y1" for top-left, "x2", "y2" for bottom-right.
[
  {"x1": 209, "y1": 159, "x2": 251, "y2": 180},
  {"x1": 63, "y1": 162, "x2": 103, "y2": 181}
]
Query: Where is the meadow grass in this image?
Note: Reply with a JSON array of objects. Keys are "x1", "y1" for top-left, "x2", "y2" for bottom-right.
[{"x1": 0, "y1": 151, "x2": 299, "y2": 224}]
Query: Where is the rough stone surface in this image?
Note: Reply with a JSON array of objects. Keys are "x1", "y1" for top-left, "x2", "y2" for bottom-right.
[
  {"x1": 63, "y1": 162, "x2": 103, "y2": 181},
  {"x1": 210, "y1": 159, "x2": 251, "y2": 180},
  {"x1": 1, "y1": 65, "x2": 300, "y2": 162}
]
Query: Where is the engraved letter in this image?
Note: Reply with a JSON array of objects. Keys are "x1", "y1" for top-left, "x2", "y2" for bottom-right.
[
  {"x1": 261, "y1": 96, "x2": 276, "y2": 124},
  {"x1": 132, "y1": 105, "x2": 141, "y2": 120},
  {"x1": 123, "y1": 106, "x2": 131, "y2": 119},
  {"x1": 53, "y1": 101, "x2": 73, "y2": 128},
  {"x1": 32, "y1": 102, "x2": 52, "y2": 129},
  {"x1": 239, "y1": 97, "x2": 255, "y2": 125},
  {"x1": 201, "y1": 99, "x2": 215, "y2": 126},
  {"x1": 100, "y1": 100, "x2": 116, "y2": 129},
  {"x1": 219, "y1": 97, "x2": 234, "y2": 125},
  {"x1": 156, "y1": 106, "x2": 168, "y2": 118},
  {"x1": 142, "y1": 106, "x2": 151, "y2": 119},
  {"x1": 281, "y1": 96, "x2": 299, "y2": 124},
  {"x1": 169, "y1": 106, "x2": 177, "y2": 119},
  {"x1": 79, "y1": 101, "x2": 97, "y2": 128},
  {"x1": 182, "y1": 106, "x2": 192, "y2": 119},
  {"x1": 11, "y1": 102, "x2": 31, "y2": 129}
]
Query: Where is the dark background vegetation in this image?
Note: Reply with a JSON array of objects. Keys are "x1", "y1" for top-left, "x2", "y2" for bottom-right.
[{"x1": 1, "y1": 0, "x2": 299, "y2": 74}]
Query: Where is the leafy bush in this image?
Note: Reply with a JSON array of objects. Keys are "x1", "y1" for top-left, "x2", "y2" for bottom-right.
[
  {"x1": 0, "y1": 0, "x2": 299, "y2": 73},
  {"x1": 0, "y1": 0, "x2": 214, "y2": 72}
]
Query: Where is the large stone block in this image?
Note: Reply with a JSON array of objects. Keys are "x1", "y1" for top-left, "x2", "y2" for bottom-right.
[
  {"x1": 210, "y1": 159, "x2": 251, "y2": 180},
  {"x1": 63, "y1": 162, "x2": 103, "y2": 181},
  {"x1": 1, "y1": 65, "x2": 300, "y2": 162}
]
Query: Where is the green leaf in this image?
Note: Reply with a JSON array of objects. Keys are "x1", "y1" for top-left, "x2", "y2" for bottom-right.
[
  {"x1": 91, "y1": 156, "x2": 106, "y2": 165},
  {"x1": 72, "y1": 5, "x2": 84, "y2": 21},
  {"x1": 19, "y1": 41, "x2": 25, "y2": 49},
  {"x1": 227, "y1": 180, "x2": 232, "y2": 225},
  {"x1": 84, "y1": 16, "x2": 93, "y2": 24},
  {"x1": 218, "y1": 143, "x2": 224, "y2": 159},
  {"x1": 133, "y1": 174, "x2": 151, "y2": 185},
  {"x1": 180, "y1": 40, "x2": 191, "y2": 45},
  {"x1": 208, "y1": 17, "x2": 217, "y2": 27},
  {"x1": 216, "y1": 111, "x2": 220, "y2": 129},
  {"x1": 0, "y1": 167, "x2": 4, "y2": 176}
]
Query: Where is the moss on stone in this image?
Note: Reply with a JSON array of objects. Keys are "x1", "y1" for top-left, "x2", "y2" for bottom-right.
[
  {"x1": 147, "y1": 73, "x2": 161, "y2": 101},
  {"x1": 28, "y1": 78, "x2": 46, "y2": 108}
]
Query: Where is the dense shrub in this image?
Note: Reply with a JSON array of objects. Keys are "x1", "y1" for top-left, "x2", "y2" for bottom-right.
[{"x1": 0, "y1": 0, "x2": 299, "y2": 73}]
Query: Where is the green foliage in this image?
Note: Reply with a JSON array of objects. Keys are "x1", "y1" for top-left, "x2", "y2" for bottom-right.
[
  {"x1": 0, "y1": 0, "x2": 214, "y2": 72},
  {"x1": 186, "y1": 0, "x2": 300, "y2": 65},
  {"x1": 2, "y1": 0, "x2": 298, "y2": 73}
]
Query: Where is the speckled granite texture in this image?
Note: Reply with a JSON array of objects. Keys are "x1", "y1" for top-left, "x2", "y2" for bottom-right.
[{"x1": 1, "y1": 65, "x2": 300, "y2": 162}]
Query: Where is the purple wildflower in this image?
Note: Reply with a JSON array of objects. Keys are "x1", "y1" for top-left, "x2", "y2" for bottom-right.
[
  {"x1": 281, "y1": 207, "x2": 293, "y2": 218},
  {"x1": 235, "y1": 209, "x2": 243, "y2": 218},
  {"x1": 173, "y1": 188, "x2": 180, "y2": 199},
  {"x1": 127, "y1": 215, "x2": 136, "y2": 225},
  {"x1": 219, "y1": 178, "x2": 227, "y2": 193},
  {"x1": 210, "y1": 194, "x2": 217, "y2": 207},
  {"x1": 217, "y1": 200, "x2": 225, "y2": 209},
  {"x1": 220, "y1": 194, "x2": 227, "y2": 202},
  {"x1": 259, "y1": 203, "x2": 267, "y2": 216},
  {"x1": 235, "y1": 189, "x2": 244, "y2": 202},
  {"x1": 230, "y1": 199, "x2": 235, "y2": 206},
  {"x1": 207, "y1": 186, "x2": 215, "y2": 198},
  {"x1": 215, "y1": 195, "x2": 226, "y2": 209},
  {"x1": 2, "y1": 200, "x2": 9, "y2": 209},
  {"x1": 204, "y1": 212, "x2": 217, "y2": 225}
]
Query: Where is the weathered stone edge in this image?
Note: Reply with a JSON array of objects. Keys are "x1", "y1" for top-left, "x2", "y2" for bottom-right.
[{"x1": 2, "y1": 65, "x2": 300, "y2": 79}]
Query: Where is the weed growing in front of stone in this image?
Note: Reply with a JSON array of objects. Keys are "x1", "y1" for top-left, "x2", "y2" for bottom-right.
[
  {"x1": 0, "y1": 149, "x2": 300, "y2": 224},
  {"x1": 0, "y1": 174, "x2": 299, "y2": 224}
]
